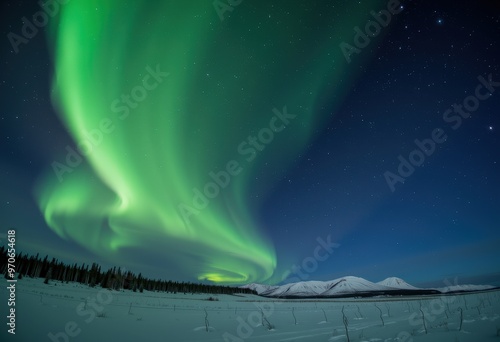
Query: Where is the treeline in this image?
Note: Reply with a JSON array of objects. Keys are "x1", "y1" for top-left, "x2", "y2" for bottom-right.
[{"x1": 0, "y1": 246, "x2": 257, "y2": 296}]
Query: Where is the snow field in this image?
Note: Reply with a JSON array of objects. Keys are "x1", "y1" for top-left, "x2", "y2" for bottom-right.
[{"x1": 1, "y1": 278, "x2": 499, "y2": 341}]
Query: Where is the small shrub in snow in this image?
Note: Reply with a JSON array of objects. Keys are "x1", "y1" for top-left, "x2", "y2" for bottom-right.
[{"x1": 96, "y1": 312, "x2": 107, "y2": 318}]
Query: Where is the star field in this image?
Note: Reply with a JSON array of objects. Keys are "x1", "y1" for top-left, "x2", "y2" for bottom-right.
[{"x1": 1, "y1": 0, "x2": 499, "y2": 286}]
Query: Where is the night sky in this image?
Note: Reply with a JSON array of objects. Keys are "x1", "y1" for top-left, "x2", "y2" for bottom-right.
[{"x1": 1, "y1": 0, "x2": 499, "y2": 287}]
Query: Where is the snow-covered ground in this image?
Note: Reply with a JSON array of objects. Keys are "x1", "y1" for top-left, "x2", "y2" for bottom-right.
[{"x1": 1, "y1": 278, "x2": 499, "y2": 341}]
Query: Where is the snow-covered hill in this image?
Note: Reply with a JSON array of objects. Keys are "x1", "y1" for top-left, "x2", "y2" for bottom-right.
[
  {"x1": 257, "y1": 276, "x2": 409, "y2": 298},
  {"x1": 239, "y1": 283, "x2": 278, "y2": 295},
  {"x1": 244, "y1": 276, "x2": 495, "y2": 298},
  {"x1": 437, "y1": 284, "x2": 495, "y2": 293},
  {"x1": 261, "y1": 280, "x2": 331, "y2": 297},
  {"x1": 377, "y1": 277, "x2": 420, "y2": 290},
  {"x1": 321, "y1": 276, "x2": 394, "y2": 296}
]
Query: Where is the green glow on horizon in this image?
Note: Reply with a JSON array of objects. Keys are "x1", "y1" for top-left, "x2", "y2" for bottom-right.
[{"x1": 35, "y1": 0, "x2": 384, "y2": 284}]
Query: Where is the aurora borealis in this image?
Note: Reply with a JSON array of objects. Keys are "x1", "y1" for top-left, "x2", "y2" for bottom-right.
[
  {"x1": 31, "y1": 0, "x2": 388, "y2": 284},
  {"x1": 2, "y1": 0, "x2": 500, "y2": 287}
]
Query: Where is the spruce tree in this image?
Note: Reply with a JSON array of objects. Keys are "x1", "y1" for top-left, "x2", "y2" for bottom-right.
[{"x1": 44, "y1": 267, "x2": 52, "y2": 284}]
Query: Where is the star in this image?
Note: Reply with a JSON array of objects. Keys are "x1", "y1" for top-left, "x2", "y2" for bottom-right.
[
  {"x1": 489, "y1": 126, "x2": 494, "y2": 131},
  {"x1": 437, "y1": 18, "x2": 444, "y2": 25}
]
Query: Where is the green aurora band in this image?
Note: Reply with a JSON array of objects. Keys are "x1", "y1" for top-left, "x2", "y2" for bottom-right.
[{"x1": 36, "y1": 0, "x2": 386, "y2": 284}]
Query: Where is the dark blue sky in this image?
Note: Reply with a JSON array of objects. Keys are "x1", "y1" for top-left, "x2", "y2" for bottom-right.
[
  {"x1": 259, "y1": 0, "x2": 500, "y2": 286},
  {"x1": 1, "y1": 0, "x2": 499, "y2": 287}
]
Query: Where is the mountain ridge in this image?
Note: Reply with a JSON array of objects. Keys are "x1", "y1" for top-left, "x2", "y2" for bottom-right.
[{"x1": 242, "y1": 276, "x2": 496, "y2": 298}]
